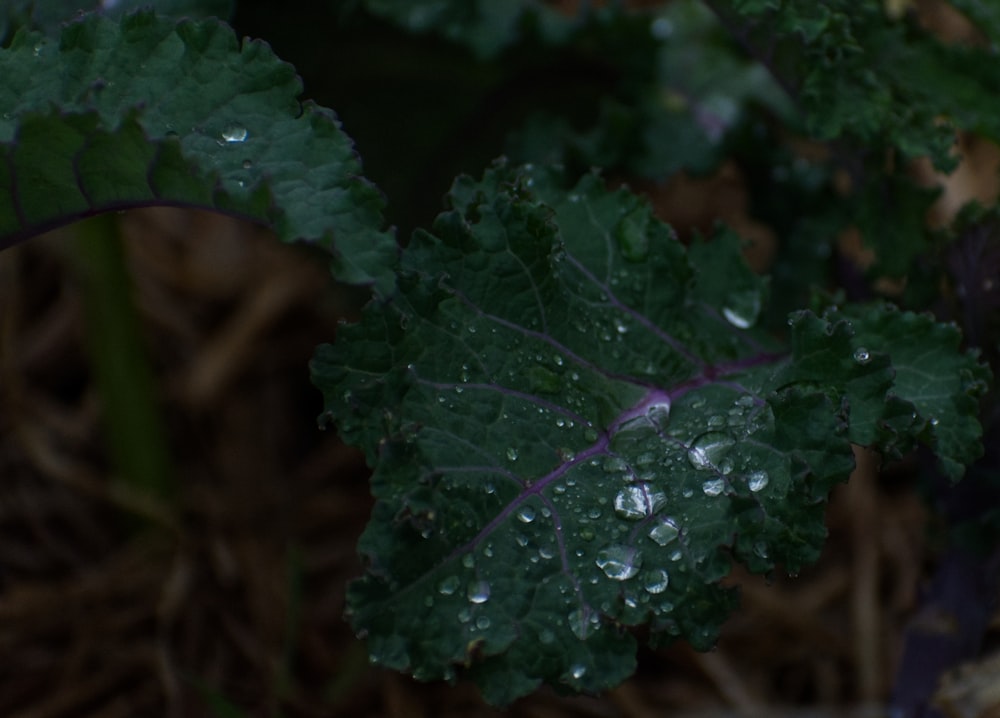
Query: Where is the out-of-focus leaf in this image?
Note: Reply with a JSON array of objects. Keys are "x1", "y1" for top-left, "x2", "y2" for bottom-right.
[{"x1": 0, "y1": 11, "x2": 396, "y2": 290}]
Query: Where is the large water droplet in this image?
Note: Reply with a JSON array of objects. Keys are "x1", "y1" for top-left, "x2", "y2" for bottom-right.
[
  {"x1": 748, "y1": 470, "x2": 769, "y2": 492},
  {"x1": 220, "y1": 124, "x2": 248, "y2": 143},
  {"x1": 616, "y1": 208, "x2": 650, "y2": 262},
  {"x1": 571, "y1": 664, "x2": 587, "y2": 679},
  {"x1": 506, "y1": 447, "x2": 519, "y2": 461},
  {"x1": 702, "y1": 478, "x2": 726, "y2": 496},
  {"x1": 643, "y1": 568, "x2": 670, "y2": 594},
  {"x1": 853, "y1": 347, "x2": 871, "y2": 364},
  {"x1": 646, "y1": 400, "x2": 671, "y2": 431},
  {"x1": 614, "y1": 485, "x2": 648, "y2": 520},
  {"x1": 648, "y1": 518, "x2": 680, "y2": 546},
  {"x1": 438, "y1": 576, "x2": 460, "y2": 595},
  {"x1": 721, "y1": 289, "x2": 761, "y2": 330},
  {"x1": 517, "y1": 506, "x2": 536, "y2": 523},
  {"x1": 467, "y1": 579, "x2": 491, "y2": 604},
  {"x1": 687, "y1": 431, "x2": 736, "y2": 472},
  {"x1": 596, "y1": 544, "x2": 641, "y2": 580}
]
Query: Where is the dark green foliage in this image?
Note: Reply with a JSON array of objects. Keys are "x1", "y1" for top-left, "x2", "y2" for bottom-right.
[
  {"x1": 311, "y1": 162, "x2": 988, "y2": 703},
  {"x1": 1, "y1": 0, "x2": 998, "y2": 708}
]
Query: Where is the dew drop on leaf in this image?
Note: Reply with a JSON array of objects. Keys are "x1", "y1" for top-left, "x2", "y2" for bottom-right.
[
  {"x1": 516, "y1": 506, "x2": 536, "y2": 523},
  {"x1": 748, "y1": 470, "x2": 769, "y2": 492},
  {"x1": 438, "y1": 576, "x2": 460, "y2": 595},
  {"x1": 647, "y1": 518, "x2": 680, "y2": 546},
  {"x1": 687, "y1": 431, "x2": 736, "y2": 471},
  {"x1": 616, "y1": 208, "x2": 650, "y2": 262},
  {"x1": 220, "y1": 124, "x2": 248, "y2": 143},
  {"x1": 476, "y1": 615, "x2": 491, "y2": 629},
  {"x1": 643, "y1": 568, "x2": 670, "y2": 594},
  {"x1": 571, "y1": 664, "x2": 587, "y2": 679},
  {"x1": 467, "y1": 579, "x2": 491, "y2": 604},
  {"x1": 853, "y1": 347, "x2": 871, "y2": 364},
  {"x1": 614, "y1": 485, "x2": 648, "y2": 520},
  {"x1": 595, "y1": 544, "x2": 642, "y2": 580},
  {"x1": 702, "y1": 478, "x2": 726, "y2": 496},
  {"x1": 721, "y1": 290, "x2": 761, "y2": 329},
  {"x1": 646, "y1": 401, "x2": 671, "y2": 431},
  {"x1": 506, "y1": 447, "x2": 519, "y2": 461}
]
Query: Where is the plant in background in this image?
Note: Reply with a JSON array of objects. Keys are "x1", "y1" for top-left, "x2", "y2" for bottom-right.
[{"x1": 2, "y1": 0, "x2": 998, "y2": 710}]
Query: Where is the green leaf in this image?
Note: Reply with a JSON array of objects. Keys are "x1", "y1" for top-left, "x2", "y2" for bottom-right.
[
  {"x1": 505, "y1": 0, "x2": 795, "y2": 181},
  {"x1": 361, "y1": 0, "x2": 574, "y2": 59},
  {"x1": 1, "y1": 0, "x2": 233, "y2": 41},
  {"x1": 706, "y1": 0, "x2": 1000, "y2": 171},
  {"x1": 0, "y1": 11, "x2": 396, "y2": 290},
  {"x1": 312, "y1": 161, "x2": 988, "y2": 703}
]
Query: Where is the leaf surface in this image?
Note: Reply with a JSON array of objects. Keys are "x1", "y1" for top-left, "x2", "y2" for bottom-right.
[
  {"x1": 311, "y1": 161, "x2": 988, "y2": 704},
  {"x1": 0, "y1": 11, "x2": 395, "y2": 289}
]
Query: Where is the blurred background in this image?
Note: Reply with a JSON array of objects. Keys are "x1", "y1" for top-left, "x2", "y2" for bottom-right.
[{"x1": 2, "y1": 1, "x2": 1000, "y2": 716}]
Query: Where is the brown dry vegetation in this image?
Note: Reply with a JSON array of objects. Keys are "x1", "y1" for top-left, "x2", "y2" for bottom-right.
[{"x1": 0, "y1": 161, "x2": 991, "y2": 717}]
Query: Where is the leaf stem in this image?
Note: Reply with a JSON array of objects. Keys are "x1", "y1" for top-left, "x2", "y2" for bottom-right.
[{"x1": 73, "y1": 212, "x2": 174, "y2": 507}]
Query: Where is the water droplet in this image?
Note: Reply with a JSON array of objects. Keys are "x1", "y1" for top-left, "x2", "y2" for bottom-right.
[
  {"x1": 242, "y1": 159, "x2": 253, "y2": 169},
  {"x1": 748, "y1": 470, "x2": 769, "y2": 492},
  {"x1": 595, "y1": 544, "x2": 642, "y2": 580},
  {"x1": 583, "y1": 427, "x2": 599, "y2": 443},
  {"x1": 651, "y1": 16, "x2": 674, "y2": 39},
  {"x1": 648, "y1": 518, "x2": 680, "y2": 546},
  {"x1": 571, "y1": 664, "x2": 587, "y2": 679},
  {"x1": 647, "y1": 400, "x2": 671, "y2": 431},
  {"x1": 702, "y1": 478, "x2": 726, "y2": 496},
  {"x1": 753, "y1": 541, "x2": 769, "y2": 559},
  {"x1": 614, "y1": 485, "x2": 648, "y2": 520},
  {"x1": 467, "y1": 580, "x2": 491, "y2": 604},
  {"x1": 721, "y1": 290, "x2": 761, "y2": 329},
  {"x1": 853, "y1": 347, "x2": 871, "y2": 364},
  {"x1": 616, "y1": 208, "x2": 650, "y2": 261},
  {"x1": 643, "y1": 568, "x2": 670, "y2": 594},
  {"x1": 687, "y1": 432, "x2": 736, "y2": 471},
  {"x1": 517, "y1": 506, "x2": 536, "y2": 523},
  {"x1": 220, "y1": 124, "x2": 248, "y2": 143},
  {"x1": 462, "y1": 554, "x2": 475, "y2": 568},
  {"x1": 603, "y1": 456, "x2": 629, "y2": 473},
  {"x1": 476, "y1": 615, "x2": 491, "y2": 629},
  {"x1": 438, "y1": 576, "x2": 460, "y2": 595},
  {"x1": 506, "y1": 447, "x2": 519, "y2": 461}
]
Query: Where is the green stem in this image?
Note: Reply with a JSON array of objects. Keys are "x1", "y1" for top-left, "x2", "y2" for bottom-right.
[{"x1": 73, "y1": 212, "x2": 173, "y2": 506}]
